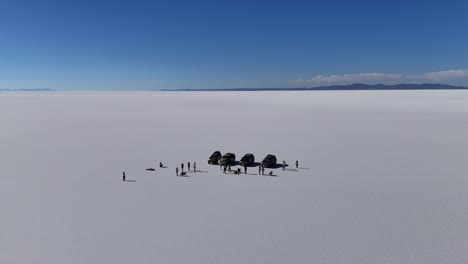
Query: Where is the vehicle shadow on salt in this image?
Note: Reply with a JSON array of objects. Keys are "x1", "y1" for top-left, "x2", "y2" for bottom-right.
[
  {"x1": 267, "y1": 164, "x2": 288, "y2": 169},
  {"x1": 246, "y1": 162, "x2": 261, "y2": 167},
  {"x1": 232, "y1": 162, "x2": 280, "y2": 168}
]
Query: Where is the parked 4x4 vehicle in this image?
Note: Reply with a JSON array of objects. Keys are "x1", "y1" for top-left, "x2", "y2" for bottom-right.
[
  {"x1": 218, "y1": 153, "x2": 236, "y2": 166},
  {"x1": 208, "y1": 151, "x2": 222, "y2": 164},
  {"x1": 240, "y1": 153, "x2": 255, "y2": 166},
  {"x1": 261, "y1": 154, "x2": 277, "y2": 168}
]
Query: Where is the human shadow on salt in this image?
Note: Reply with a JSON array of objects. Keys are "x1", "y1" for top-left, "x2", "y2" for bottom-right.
[{"x1": 125, "y1": 180, "x2": 137, "y2": 182}]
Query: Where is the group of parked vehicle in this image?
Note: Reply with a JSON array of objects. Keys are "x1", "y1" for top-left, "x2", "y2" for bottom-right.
[{"x1": 208, "y1": 151, "x2": 278, "y2": 168}]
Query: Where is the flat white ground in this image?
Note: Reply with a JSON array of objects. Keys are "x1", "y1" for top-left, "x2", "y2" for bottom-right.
[{"x1": 1, "y1": 91, "x2": 467, "y2": 264}]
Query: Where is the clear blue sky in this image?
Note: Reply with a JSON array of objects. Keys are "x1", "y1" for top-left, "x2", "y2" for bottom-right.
[{"x1": 1, "y1": 0, "x2": 467, "y2": 90}]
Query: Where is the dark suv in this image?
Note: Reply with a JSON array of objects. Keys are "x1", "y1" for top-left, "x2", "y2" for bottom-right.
[
  {"x1": 218, "y1": 153, "x2": 236, "y2": 165},
  {"x1": 261, "y1": 154, "x2": 277, "y2": 168},
  {"x1": 208, "y1": 151, "x2": 222, "y2": 164},
  {"x1": 240, "y1": 153, "x2": 255, "y2": 166}
]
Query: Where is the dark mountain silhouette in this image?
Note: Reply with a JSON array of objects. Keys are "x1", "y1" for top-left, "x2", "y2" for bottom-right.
[{"x1": 163, "y1": 83, "x2": 467, "y2": 91}]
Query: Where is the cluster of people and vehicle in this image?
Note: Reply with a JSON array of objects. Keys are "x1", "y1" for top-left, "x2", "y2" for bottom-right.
[
  {"x1": 208, "y1": 151, "x2": 299, "y2": 176},
  {"x1": 122, "y1": 152, "x2": 299, "y2": 181}
]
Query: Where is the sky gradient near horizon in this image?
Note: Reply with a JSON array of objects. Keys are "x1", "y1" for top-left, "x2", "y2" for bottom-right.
[{"x1": 1, "y1": 0, "x2": 468, "y2": 90}]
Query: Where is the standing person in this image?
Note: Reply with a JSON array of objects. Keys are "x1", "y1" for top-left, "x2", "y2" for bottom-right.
[
  {"x1": 159, "y1": 162, "x2": 163, "y2": 168},
  {"x1": 122, "y1": 172, "x2": 126, "y2": 181},
  {"x1": 176, "y1": 167, "x2": 179, "y2": 176},
  {"x1": 228, "y1": 164, "x2": 231, "y2": 173},
  {"x1": 282, "y1": 160, "x2": 286, "y2": 170},
  {"x1": 261, "y1": 164, "x2": 265, "y2": 175},
  {"x1": 258, "y1": 165, "x2": 261, "y2": 175},
  {"x1": 181, "y1": 163, "x2": 184, "y2": 173},
  {"x1": 296, "y1": 160, "x2": 299, "y2": 168},
  {"x1": 194, "y1": 162, "x2": 197, "y2": 172},
  {"x1": 223, "y1": 165, "x2": 227, "y2": 174},
  {"x1": 244, "y1": 164, "x2": 247, "y2": 174},
  {"x1": 188, "y1": 162, "x2": 191, "y2": 172}
]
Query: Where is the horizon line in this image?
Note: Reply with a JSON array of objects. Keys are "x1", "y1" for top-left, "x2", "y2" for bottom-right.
[{"x1": 2, "y1": 83, "x2": 468, "y2": 92}]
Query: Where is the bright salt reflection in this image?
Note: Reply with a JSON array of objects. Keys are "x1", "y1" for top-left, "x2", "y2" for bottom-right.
[{"x1": 0, "y1": 90, "x2": 467, "y2": 264}]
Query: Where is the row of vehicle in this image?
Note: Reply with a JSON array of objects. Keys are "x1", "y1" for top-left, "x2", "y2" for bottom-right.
[{"x1": 208, "y1": 151, "x2": 277, "y2": 168}]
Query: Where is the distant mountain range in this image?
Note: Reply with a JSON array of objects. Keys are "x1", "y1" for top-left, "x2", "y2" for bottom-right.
[
  {"x1": 1, "y1": 84, "x2": 467, "y2": 92},
  {"x1": 164, "y1": 83, "x2": 468, "y2": 91},
  {"x1": 0, "y1": 88, "x2": 53, "y2": 91}
]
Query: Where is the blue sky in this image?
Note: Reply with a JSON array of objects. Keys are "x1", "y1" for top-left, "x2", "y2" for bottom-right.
[{"x1": 0, "y1": 0, "x2": 467, "y2": 90}]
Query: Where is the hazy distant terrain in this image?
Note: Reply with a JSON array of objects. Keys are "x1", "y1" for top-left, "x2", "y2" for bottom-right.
[
  {"x1": 1, "y1": 91, "x2": 467, "y2": 264},
  {"x1": 0, "y1": 88, "x2": 53, "y2": 91}
]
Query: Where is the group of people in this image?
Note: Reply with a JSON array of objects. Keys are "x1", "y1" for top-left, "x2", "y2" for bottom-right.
[
  {"x1": 220, "y1": 163, "x2": 249, "y2": 174},
  {"x1": 257, "y1": 163, "x2": 274, "y2": 176},
  {"x1": 281, "y1": 160, "x2": 299, "y2": 170},
  {"x1": 122, "y1": 159, "x2": 300, "y2": 181},
  {"x1": 176, "y1": 161, "x2": 197, "y2": 176}
]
